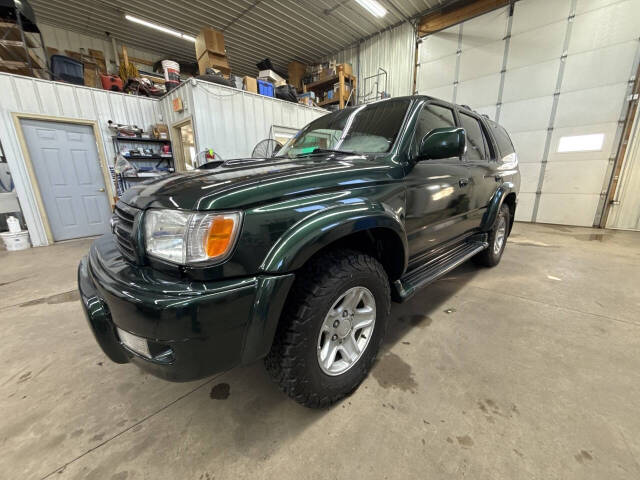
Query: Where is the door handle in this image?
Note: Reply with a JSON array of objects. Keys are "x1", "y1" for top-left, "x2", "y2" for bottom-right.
[
  {"x1": 459, "y1": 178, "x2": 469, "y2": 188},
  {"x1": 98, "y1": 188, "x2": 105, "y2": 192}
]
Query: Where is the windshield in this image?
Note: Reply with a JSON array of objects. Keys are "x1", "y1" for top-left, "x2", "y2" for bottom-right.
[{"x1": 276, "y1": 99, "x2": 411, "y2": 158}]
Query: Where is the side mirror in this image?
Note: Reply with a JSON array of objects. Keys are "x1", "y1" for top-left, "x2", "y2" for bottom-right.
[{"x1": 418, "y1": 127, "x2": 466, "y2": 160}]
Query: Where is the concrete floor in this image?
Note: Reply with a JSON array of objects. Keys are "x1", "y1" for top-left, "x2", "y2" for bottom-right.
[{"x1": 1, "y1": 222, "x2": 640, "y2": 479}]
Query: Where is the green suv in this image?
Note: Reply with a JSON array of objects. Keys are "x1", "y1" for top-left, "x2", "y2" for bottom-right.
[{"x1": 78, "y1": 96, "x2": 520, "y2": 408}]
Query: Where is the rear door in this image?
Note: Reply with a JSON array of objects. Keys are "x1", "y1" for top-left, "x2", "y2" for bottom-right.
[
  {"x1": 458, "y1": 111, "x2": 499, "y2": 228},
  {"x1": 404, "y1": 101, "x2": 474, "y2": 261}
]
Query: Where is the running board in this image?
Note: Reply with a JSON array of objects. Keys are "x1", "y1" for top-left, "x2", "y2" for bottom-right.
[{"x1": 393, "y1": 238, "x2": 488, "y2": 302}]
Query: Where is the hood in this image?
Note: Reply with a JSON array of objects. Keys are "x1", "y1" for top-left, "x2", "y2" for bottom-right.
[{"x1": 120, "y1": 155, "x2": 398, "y2": 211}]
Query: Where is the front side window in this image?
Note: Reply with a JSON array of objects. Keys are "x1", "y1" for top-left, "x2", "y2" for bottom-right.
[
  {"x1": 276, "y1": 99, "x2": 411, "y2": 158},
  {"x1": 460, "y1": 112, "x2": 487, "y2": 161},
  {"x1": 412, "y1": 103, "x2": 456, "y2": 154}
]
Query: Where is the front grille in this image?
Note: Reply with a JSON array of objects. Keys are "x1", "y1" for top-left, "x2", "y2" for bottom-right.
[{"x1": 112, "y1": 203, "x2": 139, "y2": 262}]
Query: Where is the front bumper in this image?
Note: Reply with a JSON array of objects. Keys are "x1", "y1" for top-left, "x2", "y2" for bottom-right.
[{"x1": 78, "y1": 235, "x2": 294, "y2": 381}]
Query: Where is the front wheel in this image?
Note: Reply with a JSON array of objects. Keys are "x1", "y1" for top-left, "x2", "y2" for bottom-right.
[
  {"x1": 265, "y1": 249, "x2": 390, "y2": 408},
  {"x1": 474, "y1": 203, "x2": 510, "y2": 267}
]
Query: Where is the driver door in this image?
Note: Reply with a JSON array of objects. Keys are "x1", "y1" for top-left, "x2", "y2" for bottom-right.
[{"x1": 404, "y1": 102, "x2": 474, "y2": 262}]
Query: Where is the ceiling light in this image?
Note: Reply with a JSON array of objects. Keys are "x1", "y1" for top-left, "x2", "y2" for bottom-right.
[
  {"x1": 125, "y1": 15, "x2": 195, "y2": 42},
  {"x1": 355, "y1": 0, "x2": 387, "y2": 17}
]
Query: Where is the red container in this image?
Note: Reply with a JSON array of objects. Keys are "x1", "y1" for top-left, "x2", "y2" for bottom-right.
[{"x1": 101, "y1": 74, "x2": 123, "y2": 92}]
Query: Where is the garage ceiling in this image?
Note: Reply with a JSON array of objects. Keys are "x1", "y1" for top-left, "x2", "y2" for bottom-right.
[{"x1": 28, "y1": 0, "x2": 453, "y2": 76}]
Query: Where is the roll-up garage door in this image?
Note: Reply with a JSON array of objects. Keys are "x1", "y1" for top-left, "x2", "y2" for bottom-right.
[{"x1": 416, "y1": 0, "x2": 640, "y2": 227}]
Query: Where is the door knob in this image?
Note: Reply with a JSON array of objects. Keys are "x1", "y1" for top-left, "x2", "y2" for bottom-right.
[
  {"x1": 459, "y1": 178, "x2": 469, "y2": 187},
  {"x1": 98, "y1": 188, "x2": 105, "y2": 192}
]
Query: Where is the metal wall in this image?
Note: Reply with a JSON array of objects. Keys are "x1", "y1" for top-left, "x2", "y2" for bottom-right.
[
  {"x1": 0, "y1": 72, "x2": 161, "y2": 246},
  {"x1": 189, "y1": 80, "x2": 327, "y2": 159},
  {"x1": 323, "y1": 22, "x2": 416, "y2": 101},
  {"x1": 417, "y1": 0, "x2": 640, "y2": 227},
  {"x1": 607, "y1": 102, "x2": 640, "y2": 230}
]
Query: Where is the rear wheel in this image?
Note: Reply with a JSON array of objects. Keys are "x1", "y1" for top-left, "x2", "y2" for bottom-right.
[
  {"x1": 265, "y1": 249, "x2": 390, "y2": 408},
  {"x1": 474, "y1": 203, "x2": 510, "y2": 267}
]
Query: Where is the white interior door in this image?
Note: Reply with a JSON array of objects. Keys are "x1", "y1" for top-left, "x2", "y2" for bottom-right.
[{"x1": 21, "y1": 119, "x2": 112, "y2": 241}]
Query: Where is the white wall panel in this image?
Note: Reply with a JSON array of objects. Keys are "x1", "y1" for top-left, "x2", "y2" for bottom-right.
[
  {"x1": 569, "y1": 0, "x2": 640, "y2": 54},
  {"x1": 542, "y1": 160, "x2": 609, "y2": 193},
  {"x1": 188, "y1": 80, "x2": 326, "y2": 160},
  {"x1": 507, "y1": 21, "x2": 567, "y2": 70},
  {"x1": 536, "y1": 193, "x2": 601, "y2": 226},
  {"x1": 459, "y1": 40, "x2": 505, "y2": 81},
  {"x1": 422, "y1": 84, "x2": 455, "y2": 103},
  {"x1": 562, "y1": 41, "x2": 637, "y2": 92},
  {"x1": 519, "y1": 163, "x2": 543, "y2": 193},
  {"x1": 417, "y1": 55, "x2": 457, "y2": 91},
  {"x1": 510, "y1": 130, "x2": 548, "y2": 164},
  {"x1": 514, "y1": 192, "x2": 536, "y2": 221},
  {"x1": 554, "y1": 83, "x2": 627, "y2": 127},
  {"x1": 456, "y1": 74, "x2": 500, "y2": 107},
  {"x1": 324, "y1": 22, "x2": 415, "y2": 101},
  {"x1": 500, "y1": 96, "x2": 554, "y2": 133},
  {"x1": 419, "y1": 26, "x2": 460, "y2": 62},
  {"x1": 502, "y1": 59, "x2": 560, "y2": 103},
  {"x1": 461, "y1": 7, "x2": 509, "y2": 49},
  {"x1": 511, "y1": 0, "x2": 571, "y2": 34},
  {"x1": 547, "y1": 122, "x2": 619, "y2": 162}
]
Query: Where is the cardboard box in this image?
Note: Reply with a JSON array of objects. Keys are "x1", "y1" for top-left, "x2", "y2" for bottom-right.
[
  {"x1": 339, "y1": 63, "x2": 353, "y2": 77},
  {"x1": 243, "y1": 76, "x2": 257, "y2": 93},
  {"x1": 152, "y1": 124, "x2": 169, "y2": 140},
  {"x1": 196, "y1": 28, "x2": 225, "y2": 59},
  {"x1": 198, "y1": 51, "x2": 230, "y2": 76},
  {"x1": 288, "y1": 61, "x2": 306, "y2": 90}
]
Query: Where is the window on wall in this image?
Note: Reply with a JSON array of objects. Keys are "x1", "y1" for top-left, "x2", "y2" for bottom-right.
[
  {"x1": 460, "y1": 112, "x2": 487, "y2": 161},
  {"x1": 413, "y1": 103, "x2": 456, "y2": 154},
  {"x1": 557, "y1": 134, "x2": 605, "y2": 153}
]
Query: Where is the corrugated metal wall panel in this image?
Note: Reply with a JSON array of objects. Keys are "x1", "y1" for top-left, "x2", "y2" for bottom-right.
[
  {"x1": 323, "y1": 22, "x2": 416, "y2": 102},
  {"x1": 188, "y1": 80, "x2": 326, "y2": 159},
  {"x1": 0, "y1": 72, "x2": 159, "y2": 246}
]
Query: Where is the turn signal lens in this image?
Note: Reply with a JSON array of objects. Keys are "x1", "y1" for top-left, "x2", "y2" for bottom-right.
[{"x1": 205, "y1": 217, "x2": 236, "y2": 257}]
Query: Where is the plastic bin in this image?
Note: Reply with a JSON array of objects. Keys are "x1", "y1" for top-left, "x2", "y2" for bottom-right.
[
  {"x1": 0, "y1": 231, "x2": 31, "y2": 251},
  {"x1": 257, "y1": 79, "x2": 274, "y2": 97},
  {"x1": 50, "y1": 55, "x2": 84, "y2": 85}
]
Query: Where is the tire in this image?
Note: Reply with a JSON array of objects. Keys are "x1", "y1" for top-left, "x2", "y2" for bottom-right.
[
  {"x1": 265, "y1": 249, "x2": 390, "y2": 408},
  {"x1": 474, "y1": 203, "x2": 510, "y2": 267}
]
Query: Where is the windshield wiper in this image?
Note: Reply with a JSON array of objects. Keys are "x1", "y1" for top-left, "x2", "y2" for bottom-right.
[{"x1": 295, "y1": 148, "x2": 354, "y2": 157}]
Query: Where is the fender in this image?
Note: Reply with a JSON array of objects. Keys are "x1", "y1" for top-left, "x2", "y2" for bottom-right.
[
  {"x1": 260, "y1": 202, "x2": 408, "y2": 274},
  {"x1": 480, "y1": 182, "x2": 515, "y2": 232}
]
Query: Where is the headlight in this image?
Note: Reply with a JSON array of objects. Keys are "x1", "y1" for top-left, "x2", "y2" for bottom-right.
[{"x1": 144, "y1": 209, "x2": 242, "y2": 265}]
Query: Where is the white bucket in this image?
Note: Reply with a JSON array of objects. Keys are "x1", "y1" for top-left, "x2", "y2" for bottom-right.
[{"x1": 0, "y1": 230, "x2": 31, "y2": 251}]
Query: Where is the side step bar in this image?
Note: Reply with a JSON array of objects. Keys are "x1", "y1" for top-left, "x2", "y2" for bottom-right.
[{"x1": 393, "y1": 238, "x2": 488, "y2": 302}]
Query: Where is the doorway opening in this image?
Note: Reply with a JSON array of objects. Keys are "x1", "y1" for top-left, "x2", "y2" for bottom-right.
[{"x1": 172, "y1": 119, "x2": 197, "y2": 171}]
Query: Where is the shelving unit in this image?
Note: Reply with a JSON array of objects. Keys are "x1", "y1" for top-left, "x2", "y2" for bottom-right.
[
  {"x1": 303, "y1": 65, "x2": 357, "y2": 109},
  {"x1": 112, "y1": 136, "x2": 175, "y2": 194}
]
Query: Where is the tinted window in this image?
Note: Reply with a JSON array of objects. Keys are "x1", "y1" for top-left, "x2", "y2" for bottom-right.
[
  {"x1": 276, "y1": 99, "x2": 410, "y2": 157},
  {"x1": 460, "y1": 113, "x2": 486, "y2": 161},
  {"x1": 491, "y1": 123, "x2": 515, "y2": 157},
  {"x1": 413, "y1": 104, "x2": 456, "y2": 153}
]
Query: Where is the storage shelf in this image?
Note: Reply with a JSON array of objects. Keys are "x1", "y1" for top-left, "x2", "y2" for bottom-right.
[
  {"x1": 114, "y1": 136, "x2": 171, "y2": 143},
  {"x1": 304, "y1": 73, "x2": 356, "y2": 91},
  {"x1": 123, "y1": 155, "x2": 173, "y2": 161},
  {"x1": 318, "y1": 95, "x2": 351, "y2": 107}
]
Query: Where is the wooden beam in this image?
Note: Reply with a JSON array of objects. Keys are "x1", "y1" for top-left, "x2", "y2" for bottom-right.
[
  {"x1": 118, "y1": 53, "x2": 154, "y2": 67},
  {"x1": 418, "y1": 0, "x2": 510, "y2": 37}
]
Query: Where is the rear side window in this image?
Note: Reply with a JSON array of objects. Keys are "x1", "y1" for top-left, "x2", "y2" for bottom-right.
[
  {"x1": 413, "y1": 103, "x2": 456, "y2": 153},
  {"x1": 492, "y1": 123, "x2": 515, "y2": 157},
  {"x1": 460, "y1": 112, "x2": 486, "y2": 161}
]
